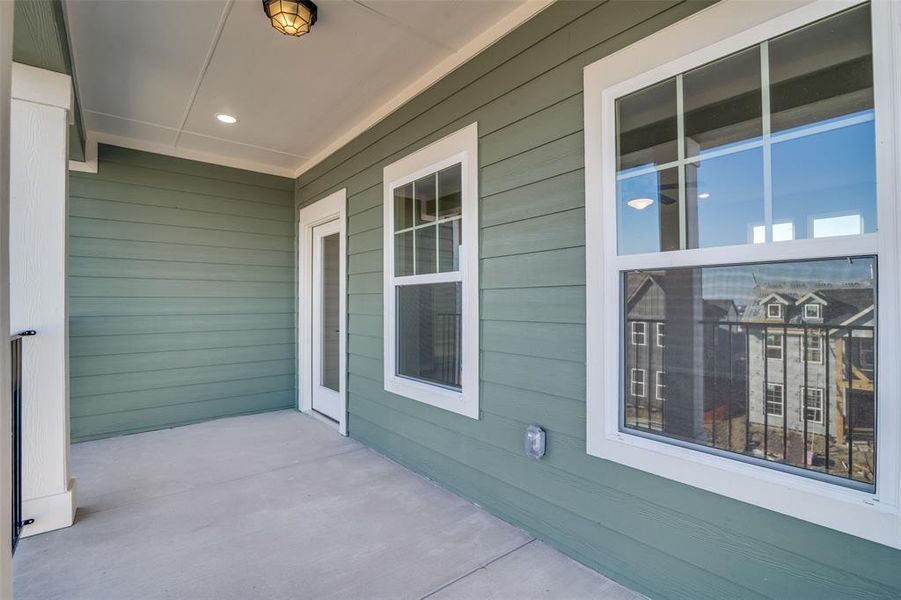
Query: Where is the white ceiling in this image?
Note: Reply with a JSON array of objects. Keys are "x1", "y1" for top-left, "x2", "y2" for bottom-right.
[{"x1": 65, "y1": 0, "x2": 548, "y2": 177}]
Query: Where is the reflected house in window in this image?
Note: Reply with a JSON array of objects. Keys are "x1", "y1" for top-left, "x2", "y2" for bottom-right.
[
  {"x1": 742, "y1": 285, "x2": 875, "y2": 480},
  {"x1": 623, "y1": 257, "x2": 876, "y2": 487}
]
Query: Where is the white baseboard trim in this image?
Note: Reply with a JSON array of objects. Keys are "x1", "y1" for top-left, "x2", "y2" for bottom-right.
[{"x1": 21, "y1": 478, "x2": 77, "y2": 537}]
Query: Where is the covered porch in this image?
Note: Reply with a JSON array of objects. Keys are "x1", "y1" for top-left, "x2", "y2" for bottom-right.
[{"x1": 12, "y1": 411, "x2": 638, "y2": 599}]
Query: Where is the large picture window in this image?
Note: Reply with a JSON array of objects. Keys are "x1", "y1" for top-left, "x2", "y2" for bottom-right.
[
  {"x1": 585, "y1": 0, "x2": 901, "y2": 547},
  {"x1": 382, "y1": 124, "x2": 479, "y2": 418}
]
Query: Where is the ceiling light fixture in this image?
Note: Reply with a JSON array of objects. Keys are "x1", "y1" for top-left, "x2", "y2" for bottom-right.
[
  {"x1": 216, "y1": 113, "x2": 238, "y2": 124},
  {"x1": 627, "y1": 197, "x2": 655, "y2": 211},
  {"x1": 263, "y1": 0, "x2": 318, "y2": 37}
]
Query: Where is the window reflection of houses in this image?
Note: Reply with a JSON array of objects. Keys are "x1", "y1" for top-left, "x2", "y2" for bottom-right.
[
  {"x1": 625, "y1": 270, "x2": 875, "y2": 486},
  {"x1": 742, "y1": 288, "x2": 875, "y2": 483}
]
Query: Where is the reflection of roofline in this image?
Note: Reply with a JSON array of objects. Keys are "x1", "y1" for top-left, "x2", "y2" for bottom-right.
[
  {"x1": 626, "y1": 273, "x2": 661, "y2": 304},
  {"x1": 794, "y1": 292, "x2": 828, "y2": 306},
  {"x1": 759, "y1": 293, "x2": 791, "y2": 305},
  {"x1": 840, "y1": 305, "x2": 875, "y2": 327}
]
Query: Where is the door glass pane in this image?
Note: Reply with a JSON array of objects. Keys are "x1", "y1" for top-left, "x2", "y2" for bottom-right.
[
  {"x1": 616, "y1": 78, "x2": 678, "y2": 172},
  {"x1": 623, "y1": 256, "x2": 876, "y2": 488},
  {"x1": 683, "y1": 45, "x2": 762, "y2": 158},
  {"x1": 320, "y1": 233, "x2": 340, "y2": 392},
  {"x1": 397, "y1": 282, "x2": 462, "y2": 390},
  {"x1": 616, "y1": 167, "x2": 680, "y2": 255}
]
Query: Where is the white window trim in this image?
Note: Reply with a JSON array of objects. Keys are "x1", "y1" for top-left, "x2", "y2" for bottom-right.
[
  {"x1": 767, "y1": 303, "x2": 784, "y2": 320},
  {"x1": 630, "y1": 368, "x2": 646, "y2": 398},
  {"x1": 631, "y1": 321, "x2": 647, "y2": 346},
  {"x1": 766, "y1": 383, "x2": 785, "y2": 418},
  {"x1": 804, "y1": 303, "x2": 822, "y2": 320},
  {"x1": 803, "y1": 330, "x2": 825, "y2": 364},
  {"x1": 584, "y1": 0, "x2": 901, "y2": 548},
  {"x1": 382, "y1": 123, "x2": 479, "y2": 419},
  {"x1": 656, "y1": 322, "x2": 665, "y2": 348},
  {"x1": 655, "y1": 371, "x2": 666, "y2": 401},
  {"x1": 804, "y1": 386, "x2": 825, "y2": 424},
  {"x1": 766, "y1": 332, "x2": 784, "y2": 361}
]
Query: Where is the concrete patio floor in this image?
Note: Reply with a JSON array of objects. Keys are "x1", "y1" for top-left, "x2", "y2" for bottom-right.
[{"x1": 13, "y1": 410, "x2": 641, "y2": 600}]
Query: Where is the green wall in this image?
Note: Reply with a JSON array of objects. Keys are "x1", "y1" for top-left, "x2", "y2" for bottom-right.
[
  {"x1": 295, "y1": 1, "x2": 901, "y2": 598},
  {"x1": 69, "y1": 145, "x2": 296, "y2": 441}
]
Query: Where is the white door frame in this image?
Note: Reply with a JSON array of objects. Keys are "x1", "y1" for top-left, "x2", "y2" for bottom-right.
[{"x1": 298, "y1": 189, "x2": 347, "y2": 435}]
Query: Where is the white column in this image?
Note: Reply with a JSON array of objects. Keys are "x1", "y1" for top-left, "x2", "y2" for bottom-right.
[
  {"x1": 10, "y1": 63, "x2": 76, "y2": 536},
  {"x1": 0, "y1": 3, "x2": 15, "y2": 597}
]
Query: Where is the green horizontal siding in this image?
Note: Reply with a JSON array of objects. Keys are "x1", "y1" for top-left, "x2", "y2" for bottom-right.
[
  {"x1": 69, "y1": 145, "x2": 296, "y2": 441},
  {"x1": 295, "y1": 1, "x2": 901, "y2": 598}
]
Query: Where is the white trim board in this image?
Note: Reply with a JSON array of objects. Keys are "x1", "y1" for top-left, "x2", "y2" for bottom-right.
[
  {"x1": 298, "y1": 189, "x2": 347, "y2": 435},
  {"x1": 382, "y1": 123, "x2": 479, "y2": 419},
  {"x1": 584, "y1": 0, "x2": 901, "y2": 549}
]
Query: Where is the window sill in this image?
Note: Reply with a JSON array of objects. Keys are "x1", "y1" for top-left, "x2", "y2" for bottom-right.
[{"x1": 384, "y1": 374, "x2": 479, "y2": 420}]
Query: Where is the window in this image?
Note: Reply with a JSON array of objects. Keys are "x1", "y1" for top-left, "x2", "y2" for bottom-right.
[
  {"x1": 585, "y1": 0, "x2": 900, "y2": 547},
  {"x1": 382, "y1": 124, "x2": 478, "y2": 418},
  {"x1": 656, "y1": 323, "x2": 665, "y2": 348},
  {"x1": 766, "y1": 383, "x2": 784, "y2": 418},
  {"x1": 656, "y1": 371, "x2": 666, "y2": 401},
  {"x1": 631, "y1": 321, "x2": 647, "y2": 346},
  {"x1": 766, "y1": 333, "x2": 784, "y2": 361},
  {"x1": 805, "y1": 387, "x2": 825, "y2": 424},
  {"x1": 804, "y1": 303, "x2": 822, "y2": 320},
  {"x1": 630, "y1": 369, "x2": 646, "y2": 398},
  {"x1": 803, "y1": 330, "x2": 824, "y2": 364}
]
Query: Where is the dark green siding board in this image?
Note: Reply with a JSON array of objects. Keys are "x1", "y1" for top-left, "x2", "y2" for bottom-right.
[
  {"x1": 71, "y1": 390, "x2": 294, "y2": 442},
  {"x1": 70, "y1": 177, "x2": 293, "y2": 221},
  {"x1": 348, "y1": 249, "x2": 382, "y2": 275},
  {"x1": 481, "y1": 169, "x2": 584, "y2": 228},
  {"x1": 69, "y1": 257, "x2": 293, "y2": 284},
  {"x1": 481, "y1": 247, "x2": 585, "y2": 289},
  {"x1": 70, "y1": 328, "x2": 296, "y2": 357},
  {"x1": 70, "y1": 216, "x2": 290, "y2": 252},
  {"x1": 296, "y1": 1, "x2": 901, "y2": 597},
  {"x1": 93, "y1": 157, "x2": 291, "y2": 206},
  {"x1": 69, "y1": 237, "x2": 294, "y2": 268},
  {"x1": 70, "y1": 359, "x2": 294, "y2": 398},
  {"x1": 480, "y1": 208, "x2": 585, "y2": 259},
  {"x1": 481, "y1": 286, "x2": 585, "y2": 324},
  {"x1": 348, "y1": 227, "x2": 383, "y2": 256},
  {"x1": 70, "y1": 146, "x2": 295, "y2": 441},
  {"x1": 70, "y1": 344, "x2": 295, "y2": 377},
  {"x1": 71, "y1": 374, "x2": 295, "y2": 419},
  {"x1": 70, "y1": 196, "x2": 293, "y2": 236},
  {"x1": 481, "y1": 320, "x2": 584, "y2": 363},
  {"x1": 97, "y1": 145, "x2": 293, "y2": 191}
]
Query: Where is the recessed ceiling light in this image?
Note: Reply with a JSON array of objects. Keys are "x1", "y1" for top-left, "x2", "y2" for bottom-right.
[
  {"x1": 626, "y1": 197, "x2": 654, "y2": 211},
  {"x1": 698, "y1": 192, "x2": 711, "y2": 199},
  {"x1": 216, "y1": 113, "x2": 238, "y2": 124}
]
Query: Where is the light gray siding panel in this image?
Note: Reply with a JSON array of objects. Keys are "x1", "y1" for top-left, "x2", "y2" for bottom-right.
[
  {"x1": 296, "y1": 1, "x2": 901, "y2": 597},
  {"x1": 70, "y1": 144, "x2": 295, "y2": 441}
]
